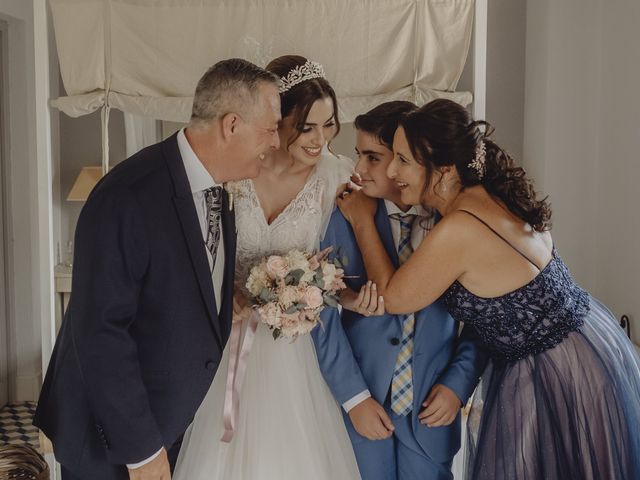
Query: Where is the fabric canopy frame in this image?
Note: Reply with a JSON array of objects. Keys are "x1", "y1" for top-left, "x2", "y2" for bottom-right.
[{"x1": 50, "y1": 0, "x2": 475, "y2": 123}]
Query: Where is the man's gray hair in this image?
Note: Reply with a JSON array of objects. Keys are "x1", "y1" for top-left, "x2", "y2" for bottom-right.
[{"x1": 190, "y1": 58, "x2": 279, "y2": 126}]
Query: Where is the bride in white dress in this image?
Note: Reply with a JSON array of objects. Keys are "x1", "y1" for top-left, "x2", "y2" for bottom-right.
[{"x1": 173, "y1": 56, "x2": 362, "y2": 479}]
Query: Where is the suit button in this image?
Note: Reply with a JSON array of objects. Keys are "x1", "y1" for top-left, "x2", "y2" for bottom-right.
[
  {"x1": 205, "y1": 361, "x2": 216, "y2": 371},
  {"x1": 390, "y1": 337, "x2": 400, "y2": 346}
]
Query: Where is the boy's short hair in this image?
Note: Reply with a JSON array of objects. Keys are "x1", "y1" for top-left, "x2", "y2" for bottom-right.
[{"x1": 354, "y1": 101, "x2": 417, "y2": 150}]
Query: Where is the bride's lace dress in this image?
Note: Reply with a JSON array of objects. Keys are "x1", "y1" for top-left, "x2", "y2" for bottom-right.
[{"x1": 174, "y1": 152, "x2": 361, "y2": 479}]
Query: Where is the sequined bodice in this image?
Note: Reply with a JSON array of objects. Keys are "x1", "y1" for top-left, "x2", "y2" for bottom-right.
[{"x1": 442, "y1": 249, "x2": 590, "y2": 362}]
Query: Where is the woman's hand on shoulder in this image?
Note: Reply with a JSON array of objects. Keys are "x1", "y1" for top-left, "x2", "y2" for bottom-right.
[{"x1": 336, "y1": 187, "x2": 377, "y2": 227}]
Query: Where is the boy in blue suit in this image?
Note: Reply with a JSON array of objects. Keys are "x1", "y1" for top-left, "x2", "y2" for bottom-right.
[{"x1": 312, "y1": 101, "x2": 488, "y2": 479}]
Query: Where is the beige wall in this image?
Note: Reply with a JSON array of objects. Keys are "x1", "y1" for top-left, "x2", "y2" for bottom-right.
[
  {"x1": 486, "y1": 0, "x2": 526, "y2": 161},
  {"x1": 524, "y1": 0, "x2": 639, "y2": 345},
  {"x1": 594, "y1": 1, "x2": 640, "y2": 345},
  {"x1": 523, "y1": 0, "x2": 602, "y2": 292}
]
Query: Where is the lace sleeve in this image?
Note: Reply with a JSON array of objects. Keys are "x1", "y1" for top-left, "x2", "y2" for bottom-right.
[{"x1": 316, "y1": 152, "x2": 355, "y2": 243}]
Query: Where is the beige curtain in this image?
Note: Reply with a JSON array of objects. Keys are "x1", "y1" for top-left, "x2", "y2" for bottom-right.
[{"x1": 50, "y1": 0, "x2": 474, "y2": 123}]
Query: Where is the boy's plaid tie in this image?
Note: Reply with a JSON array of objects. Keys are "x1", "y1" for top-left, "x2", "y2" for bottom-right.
[{"x1": 388, "y1": 213, "x2": 416, "y2": 416}]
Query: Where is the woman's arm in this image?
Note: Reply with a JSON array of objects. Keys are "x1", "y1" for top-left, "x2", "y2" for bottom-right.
[{"x1": 337, "y1": 191, "x2": 467, "y2": 314}]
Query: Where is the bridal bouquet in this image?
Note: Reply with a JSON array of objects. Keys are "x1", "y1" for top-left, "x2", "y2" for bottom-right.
[{"x1": 245, "y1": 248, "x2": 346, "y2": 340}]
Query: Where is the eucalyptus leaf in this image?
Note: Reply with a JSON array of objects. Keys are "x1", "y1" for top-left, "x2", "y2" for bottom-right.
[
  {"x1": 259, "y1": 287, "x2": 276, "y2": 303},
  {"x1": 284, "y1": 304, "x2": 299, "y2": 314},
  {"x1": 323, "y1": 294, "x2": 339, "y2": 308},
  {"x1": 285, "y1": 269, "x2": 305, "y2": 286}
]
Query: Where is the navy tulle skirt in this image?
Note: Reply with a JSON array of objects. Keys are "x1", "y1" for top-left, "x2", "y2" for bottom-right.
[{"x1": 466, "y1": 298, "x2": 640, "y2": 479}]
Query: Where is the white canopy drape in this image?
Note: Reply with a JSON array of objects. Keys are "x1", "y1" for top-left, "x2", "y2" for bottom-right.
[{"x1": 50, "y1": 0, "x2": 475, "y2": 123}]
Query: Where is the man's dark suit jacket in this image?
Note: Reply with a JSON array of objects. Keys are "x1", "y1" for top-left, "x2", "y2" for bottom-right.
[{"x1": 34, "y1": 133, "x2": 235, "y2": 478}]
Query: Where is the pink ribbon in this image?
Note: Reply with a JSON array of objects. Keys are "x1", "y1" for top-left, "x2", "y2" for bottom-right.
[{"x1": 221, "y1": 309, "x2": 259, "y2": 443}]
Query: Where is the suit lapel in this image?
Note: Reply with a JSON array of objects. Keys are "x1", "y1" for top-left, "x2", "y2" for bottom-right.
[
  {"x1": 374, "y1": 200, "x2": 403, "y2": 328},
  {"x1": 163, "y1": 134, "x2": 223, "y2": 346},
  {"x1": 374, "y1": 200, "x2": 400, "y2": 269}
]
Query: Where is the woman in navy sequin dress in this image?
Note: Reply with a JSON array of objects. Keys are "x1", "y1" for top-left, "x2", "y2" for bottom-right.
[{"x1": 337, "y1": 99, "x2": 640, "y2": 479}]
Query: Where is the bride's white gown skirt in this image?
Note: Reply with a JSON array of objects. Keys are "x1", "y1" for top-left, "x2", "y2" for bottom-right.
[{"x1": 174, "y1": 323, "x2": 361, "y2": 479}]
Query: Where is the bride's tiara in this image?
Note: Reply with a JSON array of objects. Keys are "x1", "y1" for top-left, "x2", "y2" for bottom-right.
[{"x1": 278, "y1": 60, "x2": 326, "y2": 93}]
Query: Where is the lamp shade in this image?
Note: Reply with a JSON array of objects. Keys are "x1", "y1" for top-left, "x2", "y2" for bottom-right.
[{"x1": 66, "y1": 166, "x2": 103, "y2": 201}]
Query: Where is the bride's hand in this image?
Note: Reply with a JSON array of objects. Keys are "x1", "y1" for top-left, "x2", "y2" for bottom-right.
[
  {"x1": 340, "y1": 281, "x2": 385, "y2": 317},
  {"x1": 336, "y1": 188, "x2": 377, "y2": 226},
  {"x1": 233, "y1": 288, "x2": 251, "y2": 323}
]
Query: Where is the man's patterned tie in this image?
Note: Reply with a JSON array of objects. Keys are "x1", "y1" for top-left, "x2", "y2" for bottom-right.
[
  {"x1": 389, "y1": 213, "x2": 417, "y2": 416},
  {"x1": 204, "y1": 186, "x2": 223, "y2": 268}
]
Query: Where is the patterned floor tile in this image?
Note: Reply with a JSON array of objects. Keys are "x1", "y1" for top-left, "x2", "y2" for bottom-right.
[{"x1": 0, "y1": 402, "x2": 40, "y2": 451}]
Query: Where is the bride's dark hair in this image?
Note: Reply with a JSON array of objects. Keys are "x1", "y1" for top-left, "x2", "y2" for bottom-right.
[
  {"x1": 265, "y1": 55, "x2": 340, "y2": 149},
  {"x1": 400, "y1": 99, "x2": 552, "y2": 232}
]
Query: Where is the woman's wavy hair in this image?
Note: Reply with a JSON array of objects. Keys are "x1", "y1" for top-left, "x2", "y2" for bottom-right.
[
  {"x1": 399, "y1": 99, "x2": 552, "y2": 231},
  {"x1": 265, "y1": 55, "x2": 340, "y2": 149}
]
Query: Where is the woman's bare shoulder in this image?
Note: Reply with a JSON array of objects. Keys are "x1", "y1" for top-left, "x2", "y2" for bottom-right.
[{"x1": 431, "y1": 209, "x2": 488, "y2": 239}]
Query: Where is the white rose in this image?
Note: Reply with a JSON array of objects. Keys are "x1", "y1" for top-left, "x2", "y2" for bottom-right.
[
  {"x1": 279, "y1": 286, "x2": 301, "y2": 310},
  {"x1": 300, "y1": 269, "x2": 316, "y2": 284},
  {"x1": 321, "y1": 262, "x2": 339, "y2": 286},
  {"x1": 258, "y1": 302, "x2": 281, "y2": 327},
  {"x1": 246, "y1": 267, "x2": 270, "y2": 297},
  {"x1": 286, "y1": 250, "x2": 309, "y2": 272}
]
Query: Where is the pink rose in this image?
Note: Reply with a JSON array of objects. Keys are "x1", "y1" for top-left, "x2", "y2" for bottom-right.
[
  {"x1": 280, "y1": 313, "x2": 299, "y2": 328},
  {"x1": 266, "y1": 255, "x2": 289, "y2": 279},
  {"x1": 308, "y1": 256, "x2": 320, "y2": 271},
  {"x1": 301, "y1": 286, "x2": 324, "y2": 309},
  {"x1": 328, "y1": 278, "x2": 346, "y2": 291}
]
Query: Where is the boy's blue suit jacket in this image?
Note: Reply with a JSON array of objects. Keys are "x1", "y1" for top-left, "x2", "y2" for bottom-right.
[{"x1": 312, "y1": 200, "x2": 488, "y2": 462}]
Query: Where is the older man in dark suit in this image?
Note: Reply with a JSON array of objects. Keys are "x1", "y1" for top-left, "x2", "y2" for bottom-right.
[{"x1": 35, "y1": 58, "x2": 281, "y2": 480}]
